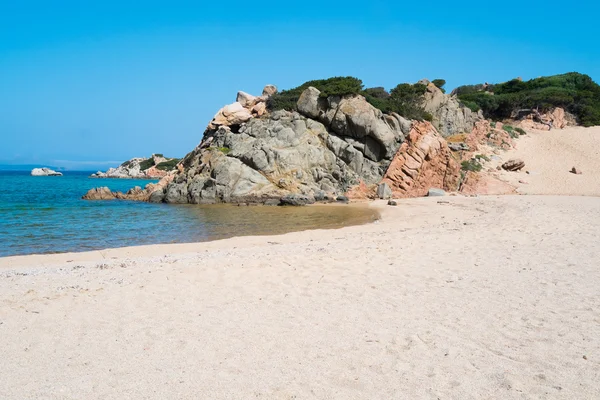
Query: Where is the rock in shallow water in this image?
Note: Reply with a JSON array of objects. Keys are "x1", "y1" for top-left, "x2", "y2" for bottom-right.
[{"x1": 82, "y1": 187, "x2": 116, "y2": 200}]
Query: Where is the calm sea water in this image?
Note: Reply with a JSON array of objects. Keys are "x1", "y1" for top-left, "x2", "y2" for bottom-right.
[{"x1": 0, "y1": 171, "x2": 378, "y2": 257}]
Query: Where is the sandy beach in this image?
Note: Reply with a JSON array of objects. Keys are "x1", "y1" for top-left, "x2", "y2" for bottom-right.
[{"x1": 1, "y1": 127, "x2": 600, "y2": 399}]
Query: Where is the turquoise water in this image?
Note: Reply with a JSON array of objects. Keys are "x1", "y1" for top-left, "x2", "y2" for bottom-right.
[{"x1": 0, "y1": 171, "x2": 378, "y2": 257}]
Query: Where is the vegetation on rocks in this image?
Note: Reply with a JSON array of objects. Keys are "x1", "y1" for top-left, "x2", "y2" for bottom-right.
[
  {"x1": 431, "y1": 79, "x2": 446, "y2": 93},
  {"x1": 461, "y1": 159, "x2": 483, "y2": 172},
  {"x1": 268, "y1": 76, "x2": 433, "y2": 121},
  {"x1": 138, "y1": 158, "x2": 155, "y2": 171},
  {"x1": 456, "y1": 72, "x2": 600, "y2": 126},
  {"x1": 155, "y1": 158, "x2": 181, "y2": 171}
]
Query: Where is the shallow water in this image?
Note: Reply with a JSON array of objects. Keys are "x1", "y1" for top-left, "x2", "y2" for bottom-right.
[{"x1": 0, "y1": 171, "x2": 378, "y2": 257}]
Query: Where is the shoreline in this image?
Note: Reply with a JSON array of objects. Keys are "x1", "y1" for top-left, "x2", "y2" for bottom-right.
[
  {"x1": 2, "y1": 194, "x2": 599, "y2": 398},
  {"x1": 0, "y1": 201, "x2": 381, "y2": 268}
]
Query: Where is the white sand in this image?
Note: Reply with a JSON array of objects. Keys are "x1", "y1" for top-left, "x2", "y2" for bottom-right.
[
  {"x1": 1, "y1": 195, "x2": 600, "y2": 399},
  {"x1": 2, "y1": 125, "x2": 600, "y2": 399},
  {"x1": 498, "y1": 126, "x2": 600, "y2": 196}
]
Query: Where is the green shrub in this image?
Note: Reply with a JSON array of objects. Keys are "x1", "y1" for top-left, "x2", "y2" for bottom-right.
[
  {"x1": 432, "y1": 79, "x2": 446, "y2": 93},
  {"x1": 452, "y1": 84, "x2": 488, "y2": 96},
  {"x1": 155, "y1": 158, "x2": 181, "y2": 171},
  {"x1": 153, "y1": 153, "x2": 164, "y2": 158},
  {"x1": 461, "y1": 159, "x2": 483, "y2": 172},
  {"x1": 363, "y1": 87, "x2": 390, "y2": 99},
  {"x1": 267, "y1": 76, "x2": 364, "y2": 111},
  {"x1": 268, "y1": 77, "x2": 433, "y2": 121},
  {"x1": 475, "y1": 154, "x2": 490, "y2": 162},
  {"x1": 461, "y1": 100, "x2": 481, "y2": 112},
  {"x1": 503, "y1": 125, "x2": 514, "y2": 132},
  {"x1": 210, "y1": 147, "x2": 230, "y2": 155},
  {"x1": 514, "y1": 127, "x2": 526, "y2": 135},
  {"x1": 138, "y1": 158, "x2": 155, "y2": 171},
  {"x1": 457, "y1": 72, "x2": 600, "y2": 126},
  {"x1": 490, "y1": 121, "x2": 497, "y2": 128}
]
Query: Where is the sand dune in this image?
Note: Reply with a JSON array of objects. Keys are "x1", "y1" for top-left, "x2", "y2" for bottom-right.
[{"x1": 498, "y1": 125, "x2": 600, "y2": 196}]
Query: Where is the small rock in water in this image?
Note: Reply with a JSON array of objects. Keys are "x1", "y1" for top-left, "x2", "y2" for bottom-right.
[
  {"x1": 336, "y1": 195, "x2": 349, "y2": 203},
  {"x1": 387, "y1": 200, "x2": 398, "y2": 206},
  {"x1": 427, "y1": 188, "x2": 446, "y2": 197},
  {"x1": 570, "y1": 166, "x2": 582, "y2": 175}
]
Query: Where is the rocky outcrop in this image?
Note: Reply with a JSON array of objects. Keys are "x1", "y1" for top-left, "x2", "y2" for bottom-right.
[
  {"x1": 422, "y1": 81, "x2": 484, "y2": 137},
  {"x1": 208, "y1": 85, "x2": 278, "y2": 130},
  {"x1": 90, "y1": 154, "x2": 179, "y2": 179},
  {"x1": 517, "y1": 107, "x2": 575, "y2": 131},
  {"x1": 85, "y1": 83, "x2": 482, "y2": 204},
  {"x1": 380, "y1": 121, "x2": 461, "y2": 198},
  {"x1": 31, "y1": 168, "x2": 62, "y2": 176},
  {"x1": 83, "y1": 175, "x2": 174, "y2": 201},
  {"x1": 82, "y1": 187, "x2": 117, "y2": 200},
  {"x1": 139, "y1": 86, "x2": 411, "y2": 205}
]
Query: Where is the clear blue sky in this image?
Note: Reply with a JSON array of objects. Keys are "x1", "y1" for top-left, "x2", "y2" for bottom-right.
[{"x1": 1, "y1": 1, "x2": 599, "y2": 169}]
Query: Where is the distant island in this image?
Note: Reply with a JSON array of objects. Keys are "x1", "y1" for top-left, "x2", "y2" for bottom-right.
[{"x1": 31, "y1": 167, "x2": 63, "y2": 176}]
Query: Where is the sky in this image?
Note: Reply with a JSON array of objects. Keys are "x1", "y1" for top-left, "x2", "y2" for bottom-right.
[{"x1": 1, "y1": 1, "x2": 599, "y2": 170}]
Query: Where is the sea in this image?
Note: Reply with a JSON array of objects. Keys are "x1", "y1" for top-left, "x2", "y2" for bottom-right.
[{"x1": 0, "y1": 171, "x2": 378, "y2": 257}]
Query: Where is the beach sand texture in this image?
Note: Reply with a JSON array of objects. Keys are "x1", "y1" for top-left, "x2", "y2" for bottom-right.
[{"x1": 1, "y1": 126, "x2": 600, "y2": 399}]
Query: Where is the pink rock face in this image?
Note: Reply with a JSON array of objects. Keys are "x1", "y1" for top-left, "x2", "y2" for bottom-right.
[
  {"x1": 144, "y1": 166, "x2": 169, "y2": 179},
  {"x1": 346, "y1": 181, "x2": 376, "y2": 200},
  {"x1": 252, "y1": 102, "x2": 267, "y2": 117},
  {"x1": 82, "y1": 187, "x2": 116, "y2": 200},
  {"x1": 519, "y1": 107, "x2": 568, "y2": 130},
  {"x1": 550, "y1": 108, "x2": 567, "y2": 129},
  {"x1": 379, "y1": 121, "x2": 460, "y2": 197}
]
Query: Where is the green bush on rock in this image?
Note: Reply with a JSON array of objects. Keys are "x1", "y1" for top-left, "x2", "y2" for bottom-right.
[
  {"x1": 268, "y1": 76, "x2": 433, "y2": 121},
  {"x1": 456, "y1": 72, "x2": 600, "y2": 126}
]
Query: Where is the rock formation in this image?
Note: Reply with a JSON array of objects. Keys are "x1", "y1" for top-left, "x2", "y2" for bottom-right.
[
  {"x1": 380, "y1": 121, "x2": 461, "y2": 198},
  {"x1": 140, "y1": 85, "x2": 411, "y2": 205},
  {"x1": 90, "y1": 154, "x2": 179, "y2": 179},
  {"x1": 421, "y1": 80, "x2": 484, "y2": 137},
  {"x1": 517, "y1": 107, "x2": 575, "y2": 131},
  {"x1": 83, "y1": 175, "x2": 174, "y2": 201},
  {"x1": 84, "y1": 82, "x2": 495, "y2": 204},
  {"x1": 31, "y1": 168, "x2": 62, "y2": 176}
]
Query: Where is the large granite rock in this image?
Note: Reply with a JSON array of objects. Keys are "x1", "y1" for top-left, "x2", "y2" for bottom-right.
[
  {"x1": 131, "y1": 88, "x2": 411, "y2": 205},
  {"x1": 31, "y1": 168, "x2": 62, "y2": 176},
  {"x1": 86, "y1": 83, "x2": 480, "y2": 204},
  {"x1": 422, "y1": 81, "x2": 483, "y2": 137}
]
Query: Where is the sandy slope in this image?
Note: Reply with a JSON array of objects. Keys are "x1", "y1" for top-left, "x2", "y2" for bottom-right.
[
  {"x1": 497, "y1": 125, "x2": 600, "y2": 196},
  {"x1": 1, "y1": 195, "x2": 600, "y2": 399}
]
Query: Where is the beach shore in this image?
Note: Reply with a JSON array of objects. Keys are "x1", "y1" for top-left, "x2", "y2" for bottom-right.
[
  {"x1": 1, "y1": 195, "x2": 599, "y2": 399},
  {"x1": 1, "y1": 125, "x2": 600, "y2": 399}
]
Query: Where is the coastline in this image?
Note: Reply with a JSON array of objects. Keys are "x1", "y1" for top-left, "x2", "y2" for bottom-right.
[
  {"x1": 0, "y1": 201, "x2": 380, "y2": 268},
  {"x1": 2, "y1": 194, "x2": 599, "y2": 399}
]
